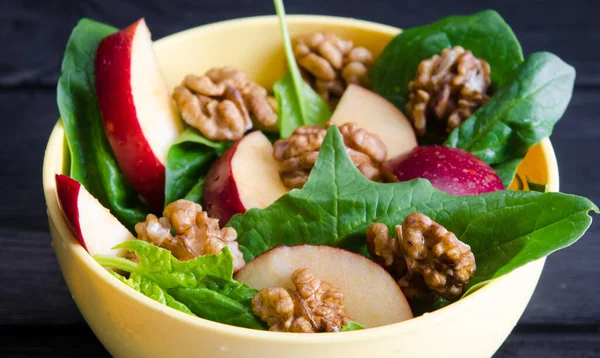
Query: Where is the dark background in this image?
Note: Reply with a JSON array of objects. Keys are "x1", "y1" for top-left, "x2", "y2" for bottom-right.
[{"x1": 1, "y1": 0, "x2": 599, "y2": 356}]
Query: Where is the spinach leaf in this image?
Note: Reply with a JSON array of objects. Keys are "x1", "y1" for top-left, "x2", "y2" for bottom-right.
[
  {"x1": 95, "y1": 241, "x2": 264, "y2": 329},
  {"x1": 273, "y1": 0, "x2": 331, "y2": 137},
  {"x1": 183, "y1": 178, "x2": 205, "y2": 203},
  {"x1": 341, "y1": 321, "x2": 365, "y2": 331},
  {"x1": 228, "y1": 127, "x2": 598, "y2": 292},
  {"x1": 512, "y1": 174, "x2": 548, "y2": 193},
  {"x1": 493, "y1": 158, "x2": 523, "y2": 188},
  {"x1": 57, "y1": 19, "x2": 149, "y2": 231},
  {"x1": 169, "y1": 288, "x2": 265, "y2": 329},
  {"x1": 110, "y1": 271, "x2": 195, "y2": 316},
  {"x1": 527, "y1": 179, "x2": 548, "y2": 193},
  {"x1": 445, "y1": 52, "x2": 575, "y2": 173},
  {"x1": 165, "y1": 128, "x2": 231, "y2": 205},
  {"x1": 370, "y1": 10, "x2": 523, "y2": 111}
]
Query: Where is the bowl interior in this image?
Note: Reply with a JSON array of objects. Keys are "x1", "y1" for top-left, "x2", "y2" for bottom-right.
[{"x1": 43, "y1": 14, "x2": 558, "y2": 351}]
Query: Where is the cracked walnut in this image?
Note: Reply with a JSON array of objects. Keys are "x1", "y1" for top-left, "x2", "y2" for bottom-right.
[
  {"x1": 173, "y1": 67, "x2": 277, "y2": 141},
  {"x1": 273, "y1": 122, "x2": 387, "y2": 189},
  {"x1": 294, "y1": 32, "x2": 374, "y2": 107},
  {"x1": 252, "y1": 268, "x2": 351, "y2": 332},
  {"x1": 406, "y1": 46, "x2": 491, "y2": 136},
  {"x1": 366, "y1": 213, "x2": 476, "y2": 302},
  {"x1": 134, "y1": 199, "x2": 245, "y2": 271}
]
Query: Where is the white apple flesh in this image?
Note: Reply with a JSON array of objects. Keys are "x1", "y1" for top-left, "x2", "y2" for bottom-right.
[
  {"x1": 96, "y1": 19, "x2": 183, "y2": 211},
  {"x1": 329, "y1": 84, "x2": 418, "y2": 159},
  {"x1": 55, "y1": 175, "x2": 133, "y2": 257},
  {"x1": 203, "y1": 131, "x2": 289, "y2": 224},
  {"x1": 234, "y1": 245, "x2": 413, "y2": 328}
]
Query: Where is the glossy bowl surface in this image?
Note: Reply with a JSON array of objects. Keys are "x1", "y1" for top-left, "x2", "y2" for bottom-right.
[{"x1": 43, "y1": 15, "x2": 558, "y2": 358}]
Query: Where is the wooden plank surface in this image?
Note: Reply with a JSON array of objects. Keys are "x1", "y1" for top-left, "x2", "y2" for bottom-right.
[
  {"x1": 1, "y1": 325, "x2": 599, "y2": 358},
  {"x1": 1, "y1": 0, "x2": 599, "y2": 87},
  {"x1": 1, "y1": 0, "x2": 599, "y2": 356},
  {"x1": 0, "y1": 90, "x2": 57, "y2": 232}
]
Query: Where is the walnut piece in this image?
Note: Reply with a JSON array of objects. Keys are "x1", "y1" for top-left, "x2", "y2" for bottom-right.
[
  {"x1": 134, "y1": 214, "x2": 194, "y2": 261},
  {"x1": 273, "y1": 121, "x2": 387, "y2": 189},
  {"x1": 294, "y1": 32, "x2": 373, "y2": 107},
  {"x1": 134, "y1": 199, "x2": 245, "y2": 271},
  {"x1": 397, "y1": 212, "x2": 476, "y2": 300},
  {"x1": 252, "y1": 268, "x2": 351, "y2": 332},
  {"x1": 366, "y1": 213, "x2": 476, "y2": 302},
  {"x1": 406, "y1": 46, "x2": 491, "y2": 136},
  {"x1": 173, "y1": 67, "x2": 277, "y2": 141},
  {"x1": 366, "y1": 223, "x2": 406, "y2": 277},
  {"x1": 396, "y1": 271, "x2": 438, "y2": 304}
]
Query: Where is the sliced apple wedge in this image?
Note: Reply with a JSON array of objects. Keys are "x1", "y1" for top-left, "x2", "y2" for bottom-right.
[
  {"x1": 96, "y1": 19, "x2": 183, "y2": 211},
  {"x1": 383, "y1": 146, "x2": 504, "y2": 195},
  {"x1": 203, "y1": 131, "x2": 288, "y2": 224},
  {"x1": 55, "y1": 174, "x2": 133, "y2": 257},
  {"x1": 330, "y1": 84, "x2": 418, "y2": 159},
  {"x1": 234, "y1": 245, "x2": 413, "y2": 328}
]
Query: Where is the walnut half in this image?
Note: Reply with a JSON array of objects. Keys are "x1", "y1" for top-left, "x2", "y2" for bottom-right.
[
  {"x1": 273, "y1": 121, "x2": 388, "y2": 189},
  {"x1": 397, "y1": 213, "x2": 476, "y2": 300},
  {"x1": 366, "y1": 223, "x2": 406, "y2": 277},
  {"x1": 294, "y1": 32, "x2": 373, "y2": 107},
  {"x1": 252, "y1": 268, "x2": 351, "y2": 332},
  {"x1": 134, "y1": 199, "x2": 245, "y2": 271},
  {"x1": 406, "y1": 46, "x2": 491, "y2": 136},
  {"x1": 366, "y1": 213, "x2": 476, "y2": 302},
  {"x1": 173, "y1": 67, "x2": 277, "y2": 141}
]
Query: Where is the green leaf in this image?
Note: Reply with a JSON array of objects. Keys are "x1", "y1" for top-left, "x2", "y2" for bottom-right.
[
  {"x1": 446, "y1": 52, "x2": 576, "y2": 177},
  {"x1": 273, "y1": 0, "x2": 331, "y2": 137},
  {"x1": 169, "y1": 288, "x2": 265, "y2": 329},
  {"x1": 370, "y1": 10, "x2": 523, "y2": 112},
  {"x1": 341, "y1": 321, "x2": 365, "y2": 331},
  {"x1": 165, "y1": 128, "x2": 231, "y2": 205},
  {"x1": 110, "y1": 271, "x2": 195, "y2": 316},
  {"x1": 515, "y1": 173, "x2": 525, "y2": 191},
  {"x1": 493, "y1": 157, "x2": 523, "y2": 188},
  {"x1": 183, "y1": 178, "x2": 205, "y2": 203},
  {"x1": 527, "y1": 178, "x2": 548, "y2": 193},
  {"x1": 97, "y1": 241, "x2": 264, "y2": 329},
  {"x1": 57, "y1": 18, "x2": 149, "y2": 232},
  {"x1": 115, "y1": 240, "x2": 235, "y2": 288},
  {"x1": 228, "y1": 127, "x2": 598, "y2": 292}
]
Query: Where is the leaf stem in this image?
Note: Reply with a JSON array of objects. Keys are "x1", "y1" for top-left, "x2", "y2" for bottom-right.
[
  {"x1": 94, "y1": 254, "x2": 138, "y2": 273},
  {"x1": 273, "y1": 0, "x2": 306, "y2": 117}
]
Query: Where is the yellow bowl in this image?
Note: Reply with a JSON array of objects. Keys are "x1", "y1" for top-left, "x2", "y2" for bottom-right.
[{"x1": 43, "y1": 15, "x2": 558, "y2": 358}]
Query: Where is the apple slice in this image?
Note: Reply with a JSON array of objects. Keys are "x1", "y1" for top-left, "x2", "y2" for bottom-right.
[
  {"x1": 96, "y1": 19, "x2": 183, "y2": 211},
  {"x1": 330, "y1": 84, "x2": 418, "y2": 159},
  {"x1": 383, "y1": 146, "x2": 504, "y2": 195},
  {"x1": 203, "y1": 131, "x2": 288, "y2": 224},
  {"x1": 234, "y1": 245, "x2": 413, "y2": 328},
  {"x1": 55, "y1": 174, "x2": 133, "y2": 257}
]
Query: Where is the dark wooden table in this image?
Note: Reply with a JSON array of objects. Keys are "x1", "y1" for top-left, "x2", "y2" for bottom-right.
[{"x1": 1, "y1": 0, "x2": 599, "y2": 356}]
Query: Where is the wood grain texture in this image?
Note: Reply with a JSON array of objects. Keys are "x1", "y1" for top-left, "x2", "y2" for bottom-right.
[
  {"x1": 495, "y1": 331, "x2": 600, "y2": 358},
  {"x1": 0, "y1": 325, "x2": 598, "y2": 358},
  {"x1": 0, "y1": 90, "x2": 57, "y2": 232},
  {"x1": 1, "y1": 0, "x2": 599, "y2": 356},
  {"x1": 0, "y1": 228, "x2": 83, "y2": 325},
  {"x1": 1, "y1": 0, "x2": 599, "y2": 87}
]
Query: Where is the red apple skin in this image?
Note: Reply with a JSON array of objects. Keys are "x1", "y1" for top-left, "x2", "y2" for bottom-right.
[
  {"x1": 383, "y1": 146, "x2": 504, "y2": 195},
  {"x1": 95, "y1": 19, "x2": 165, "y2": 211},
  {"x1": 203, "y1": 139, "x2": 246, "y2": 224},
  {"x1": 55, "y1": 174, "x2": 87, "y2": 250}
]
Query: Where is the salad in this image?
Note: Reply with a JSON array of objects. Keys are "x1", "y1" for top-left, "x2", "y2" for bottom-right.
[{"x1": 54, "y1": 0, "x2": 598, "y2": 333}]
